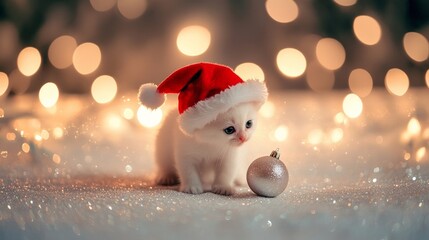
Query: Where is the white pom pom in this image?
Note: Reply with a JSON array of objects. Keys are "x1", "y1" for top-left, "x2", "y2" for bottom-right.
[{"x1": 138, "y1": 83, "x2": 166, "y2": 109}]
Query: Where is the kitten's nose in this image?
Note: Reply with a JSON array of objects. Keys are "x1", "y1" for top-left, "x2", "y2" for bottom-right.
[{"x1": 238, "y1": 135, "x2": 246, "y2": 142}]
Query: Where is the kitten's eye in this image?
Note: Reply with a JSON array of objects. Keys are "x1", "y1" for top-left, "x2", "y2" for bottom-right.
[
  {"x1": 246, "y1": 120, "x2": 253, "y2": 129},
  {"x1": 223, "y1": 126, "x2": 236, "y2": 135}
]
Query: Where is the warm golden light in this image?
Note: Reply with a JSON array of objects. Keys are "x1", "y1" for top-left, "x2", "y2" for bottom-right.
[
  {"x1": 6, "y1": 132, "x2": 16, "y2": 141},
  {"x1": 123, "y1": 108, "x2": 134, "y2": 120},
  {"x1": 90, "y1": 0, "x2": 116, "y2": 12},
  {"x1": 48, "y1": 35, "x2": 77, "y2": 69},
  {"x1": 274, "y1": 125, "x2": 289, "y2": 142},
  {"x1": 52, "y1": 154, "x2": 61, "y2": 164},
  {"x1": 91, "y1": 75, "x2": 117, "y2": 104},
  {"x1": 17, "y1": 47, "x2": 42, "y2": 76},
  {"x1": 41, "y1": 129, "x2": 49, "y2": 140},
  {"x1": 117, "y1": 0, "x2": 147, "y2": 19},
  {"x1": 416, "y1": 147, "x2": 426, "y2": 162},
  {"x1": 177, "y1": 25, "x2": 211, "y2": 56},
  {"x1": 330, "y1": 128, "x2": 344, "y2": 143},
  {"x1": 53, "y1": 127, "x2": 64, "y2": 139},
  {"x1": 333, "y1": 0, "x2": 357, "y2": 7},
  {"x1": 22, "y1": 143, "x2": 30, "y2": 153},
  {"x1": 308, "y1": 129, "x2": 324, "y2": 145},
  {"x1": 407, "y1": 117, "x2": 421, "y2": 138},
  {"x1": 265, "y1": 0, "x2": 299, "y2": 23},
  {"x1": 0, "y1": 72, "x2": 8, "y2": 96},
  {"x1": 342, "y1": 93, "x2": 363, "y2": 118},
  {"x1": 125, "y1": 165, "x2": 133, "y2": 173},
  {"x1": 306, "y1": 62, "x2": 335, "y2": 92},
  {"x1": 334, "y1": 112, "x2": 347, "y2": 125},
  {"x1": 73, "y1": 42, "x2": 102, "y2": 75},
  {"x1": 259, "y1": 101, "x2": 275, "y2": 119},
  {"x1": 105, "y1": 114, "x2": 125, "y2": 131},
  {"x1": 276, "y1": 48, "x2": 307, "y2": 78},
  {"x1": 403, "y1": 32, "x2": 429, "y2": 62},
  {"x1": 316, "y1": 38, "x2": 346, "y2": 70},
  {"x1": 137, "y1": 105, "x2": 163, "y2": 128},
  {"x1": 234, "y1": 62, "x2": 265, "y2": 82},
  {"x1": 353, "y1": 15, "x2": 382, "y2": 45},
  {"x1": 39, "y1": 82, "x2": 59, "y2": 108},
  {"x1": 348, "y1": 68, "x2": 373, "y2": 97},
  {"x1": 426, "y1": 69, "x2": 429, "y2": 88},
  {"x1": 385, "y1": 68, "x2": 409, "y2": 96}
]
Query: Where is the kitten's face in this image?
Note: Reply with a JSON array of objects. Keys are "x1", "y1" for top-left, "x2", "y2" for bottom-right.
[{"x1": 193, "y1": 102, "x2": 259, "y2": 146}]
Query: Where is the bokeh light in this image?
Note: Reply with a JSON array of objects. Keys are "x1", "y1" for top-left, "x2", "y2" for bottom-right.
[
  {"x1": 416, "y1": 147, "x2": 426, "y2": 162},
  {"x1": 342, "y1": 93, "x2": 363, "y2": 119},
  {"x1": 123, "y1": 108, "x2": 134, "y2": 120},
  {"x1": 52, "y1": 154, "x2": 61, "y2": 164},
  {"x1": 234, "y1": 62, "x2": 265, "y2": 82},
  {"x1": 104, "y1": 114, "x2": 125, "y2": 131},
  {"x1": 177, "y1": 25, "x2": 211, "y2": 56},
  {"x1": 353, "y1": 15, "x2": 382, "y2": 45},
  {"x1": 403, "y1": 32, "x2": 429, "y2": 62},
  {"x1": 276, "y1": 48, "x2": 307, "y2": 78},
  {"x1": 348, "y1": 68, "x2": 373, "y2": 97},
  {"x1": 273, "y1": 125, "x2": 289, "y2": 142},
  {"x1": 17, "y1": 47, "x2": 42, "y2": 76},
  {"x1": 334, "y1": 112, "x2": 347, "y2": 125},
  {"x1": 48, "y1": 35, "x2": 77, "y2": 69},
  {"x1": 91, "y1": 75, "x2": 118, "y2": 104},
  {"x1": 316, "y1": 38, "x2": 346, "y2": 70},
  {"x1": 385, "y1": 68, "x2": 409, "y2": 96},
  {"x1": 125, "y1": 164, "x2": 133, "y2": 173},
  {"x1": 137, "y1": 105, "x2": 163, "y2": 128},
  {"x1": 53, "y1": 127, "x2": 64, "y2": 139},
  {"x1": 39, "y1": 82, "x2": 59, "y2": 108},
  {"x1": 22, "y1": 143, "x2": 30, "y2": 153},
  {"x1": 265, "y1": 0, "x2": 299, "y2": 23},
  {"x1": 333, "y1": 0, "x2": 357, "y2": 7},
  {"x1": 117, "y1": 0, "x2": 147, "y2": 20},
  {"x1": 306, "y1": 62, "x2": 335, "y2": 92},
  {"x1": 90, "y1": 0, "x2": 116, "y2": 12},
  {"x1": 330, "y1": 128, "x2": 344, "y2": 143},
  {"x1": 407, "y1": 117, "x2": 421, "y2": 138},
  {"x1": 0, "y1": 72, "x2": 8, "y2": 96},
  {"x1": 73, "y1": 42, "x2": 102, "y2": 75},
  {"x1": 426, "y1": 69, "x2": 429, "y2": 88}
]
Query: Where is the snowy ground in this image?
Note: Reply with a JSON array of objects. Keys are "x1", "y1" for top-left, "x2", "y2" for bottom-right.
[
  {"x1": 1, "y1": 90, "x2": 429, "y2": 239},
  {"x1": 1, "y1": 177, "x2": 428, "y2": 240}
]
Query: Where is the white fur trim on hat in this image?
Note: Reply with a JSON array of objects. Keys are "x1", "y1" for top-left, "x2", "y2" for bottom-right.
[
  {"x1": 178, "y1": 80, "x2": 268, "y2": 135},
  {"x1": 138, "y1": 83, "x2": 166, "y2": 109}
]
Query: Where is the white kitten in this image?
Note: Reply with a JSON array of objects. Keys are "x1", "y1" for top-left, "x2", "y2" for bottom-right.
[{"x1": 154, "y1": 102, "x2": 260, "y2": 195}]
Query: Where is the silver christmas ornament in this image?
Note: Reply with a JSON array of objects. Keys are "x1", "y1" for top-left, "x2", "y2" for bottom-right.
[{"x1": 246, "y1": 148, "x2": 289, "y2": 197}]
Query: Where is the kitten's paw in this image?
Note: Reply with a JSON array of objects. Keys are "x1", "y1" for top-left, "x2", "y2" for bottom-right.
[
  {"x1": 234, "y1": 178, "x2": 246, "y2": 187},
  {"x1": 212, "y1": 184, "x2": 235, "y2": 196},
  {"x1": 156, "y1": 173, "x2": 179, "y2": 186},
  {"x1": 180, "y1": 184, "x2": 204, "y2": 194}
]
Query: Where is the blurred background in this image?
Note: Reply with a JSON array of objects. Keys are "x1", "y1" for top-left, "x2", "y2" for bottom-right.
[
  {"x1": 2, "y1": 3, "x2": 429, "y2": 239},
  {"x1": 1, "y1": 0, "x2": 429, "y2": 101}
]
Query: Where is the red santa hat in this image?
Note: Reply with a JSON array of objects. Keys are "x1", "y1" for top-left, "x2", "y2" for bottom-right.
[{"x1": 138, "y1": 62, "x2": 268, "y2": 134}]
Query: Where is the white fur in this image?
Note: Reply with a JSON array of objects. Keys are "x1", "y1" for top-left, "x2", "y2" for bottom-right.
[
  {"x1": 138, "y1": 83, "x2": 166, "y2": 109},
  {"x1": 155, "y1": 102, "x2": 260, "y2": 195},
  {"x1": 179, "y1": 80, "x2": 267, "y2": 135}
]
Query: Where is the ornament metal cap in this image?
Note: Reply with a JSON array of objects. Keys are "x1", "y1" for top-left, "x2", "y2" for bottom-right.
[{"x1": 270, "y1": 148, "x2": 280, "y2": 159}]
